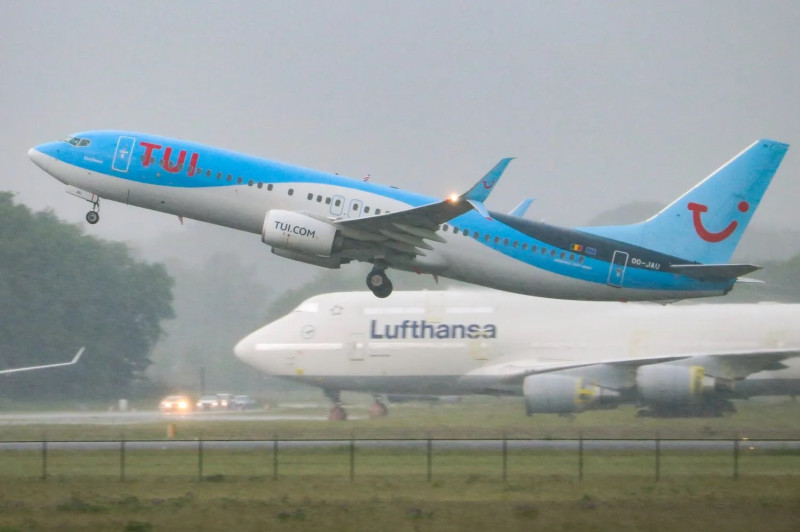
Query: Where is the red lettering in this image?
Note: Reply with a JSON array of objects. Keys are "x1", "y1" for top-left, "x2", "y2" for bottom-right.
[
  {"x1": 161, "y1": 147, "x2": 187, "y2": 173},
  {"x1": 140, "y1": 142, "x2": 161, "y2": 167},
  {"x1": 187, "y1": 152, "x2": 199, "y2": 177}
]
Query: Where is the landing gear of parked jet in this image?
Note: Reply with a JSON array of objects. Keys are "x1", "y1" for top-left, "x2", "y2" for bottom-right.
[
  {"x1": 368, "y1": 396, "x2": 388, "y2": 418},
  {"x1": 324, "y1": 389, "x2": 348, "y2": 421},
  {"x1": 366, "y1": 266, "x2": 393, "y2": 298}
]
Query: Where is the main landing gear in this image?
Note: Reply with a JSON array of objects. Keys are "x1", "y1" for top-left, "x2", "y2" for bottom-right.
[
  {"x1": 366, "y1": 265, "x2": 393, "y2": 298},
  {"x1": 369, "y1": 395, "x2": 389, "y2": 418},
  {"x1": 324, "y1": 389, "x2": 348, "y2": 421}
]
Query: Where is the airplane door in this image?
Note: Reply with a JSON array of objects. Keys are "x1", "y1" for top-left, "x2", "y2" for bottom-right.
[
  {"x1": 347, "y1": 333, "x2": 366, "y2": 361},
  {"x1": 607, "y1": 250, "x2": 629, "y2": 287},
  {"x1": 347, "y1": 199, "x2": 363, "y2": 218},
  {"x1": 112, "y1": 136, "x2": 136, "y2": 173},
  {"x1": 330, "y1": 195, "x2": 345, "y2": 216}
]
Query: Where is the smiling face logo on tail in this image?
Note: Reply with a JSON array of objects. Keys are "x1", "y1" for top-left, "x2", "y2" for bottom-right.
[{"x1": 687, "y1": 201, "x2": 749, "y2": 243}]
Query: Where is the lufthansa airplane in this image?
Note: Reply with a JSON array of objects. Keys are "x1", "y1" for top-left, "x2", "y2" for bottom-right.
[
  {"x1": 29, "y1": 132, "x2": 788, "y2": 299},
  {"x1": 234, "y1": 291, "x2": 800, "y2": 419}
]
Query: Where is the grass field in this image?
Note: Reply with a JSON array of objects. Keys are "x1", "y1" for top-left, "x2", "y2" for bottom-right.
[{"x1": 0, "y1": 398, "x2": 798, "y2": 530}]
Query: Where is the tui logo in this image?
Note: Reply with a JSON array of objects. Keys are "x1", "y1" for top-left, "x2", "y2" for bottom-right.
[{"x1": 687, "y1": 201, "x2": 749, "y2": 242}]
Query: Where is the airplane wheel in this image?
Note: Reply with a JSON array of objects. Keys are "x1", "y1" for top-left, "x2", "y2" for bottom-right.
[
  {"x1": 368, "y1": 401, "x2": 388, "y2": 418},
  {"x1": 86, "y1": 211, "x2": 100, "y2": 224},
  {"x1": 328, "y1": 405, "x2": 348, "y2": 421},
  {"x1": 367, "y1": 270, "x2": 393, "y2": 298}
]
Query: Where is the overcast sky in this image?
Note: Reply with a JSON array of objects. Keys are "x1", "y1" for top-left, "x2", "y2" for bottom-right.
[{"x1": 3, "y1": 1, "x2": 799, "y2": 258}]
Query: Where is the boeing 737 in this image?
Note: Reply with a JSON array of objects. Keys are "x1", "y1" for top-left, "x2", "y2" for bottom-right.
[
  {"x1": 29, "y1": 133, "x2": 788, "y2": 300},
  {"x1": 234, "y1": 292, "x2": 800, "y2": 419}
]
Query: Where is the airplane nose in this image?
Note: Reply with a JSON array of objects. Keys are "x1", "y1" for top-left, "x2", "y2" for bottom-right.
[
  {"x1": 233, "y1": 335, "x2": 254, "y2": 363},
  {"x1": 28, "y1": 147, "x2": 50, "y2": 171}
]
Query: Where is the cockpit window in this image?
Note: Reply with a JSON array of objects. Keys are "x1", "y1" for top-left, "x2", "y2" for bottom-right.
[
  {"x1": 62, "y1": 136, "x2": 91, "y2": 147},
  {"x1": 295, "y1": 302, "x2": 319, "y2": 313}
]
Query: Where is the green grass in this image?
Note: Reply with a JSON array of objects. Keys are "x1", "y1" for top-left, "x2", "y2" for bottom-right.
[{"x1": 0, "y1": 399, "x2": 798, "y2": 530}]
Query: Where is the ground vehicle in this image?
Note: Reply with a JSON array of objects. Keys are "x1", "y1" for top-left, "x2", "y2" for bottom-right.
[
  {"x1": 159, "y1": 395, "x2": 192, "y2": 413},
  {"x1": 231, "y1": 395, "x2": 258, "y2": 410},
  {"x1": 196, "y1": 393, "x2": 234, "y2": 410}
]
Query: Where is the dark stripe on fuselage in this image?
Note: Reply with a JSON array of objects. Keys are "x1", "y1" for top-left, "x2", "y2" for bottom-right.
[{"x1": 489, "y1": 211, "x2": 694, "y2": 271}]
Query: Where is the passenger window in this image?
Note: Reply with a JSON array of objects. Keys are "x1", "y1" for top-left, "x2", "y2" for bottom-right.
[
  {"x1": 325, "y1": 197, "x2": 331, "y2": 204},
  {"x1": 267, "y1": 184, "x2": 273, "y2": 191},
  {"x1": 317, "y1": 195, "x2": 323, "y2": 203},
  {"x1": 257, "y1": 182, "x2": 263, "y2": 189},
  {"x1": 494, "y1": 236, "x2": 500, "y2": 244},
  {"x1": 503, "y1": 238, "x2": 509, "y2": 245},
  {"x1": 237, "y1": 177, "x2": 243, "y2": 184},
  {"x1": 375, "y1": 209, "x2": 381, "y2": 214},
  {"x1": 288, "y1": 188, "x2": 294, "y2": 196},
  {"x1": 248, "y1": 179, "x2": 254, "y2": 186},
  {"x1": 335, "y1": 199, "x2": 341, "y2": 206},
  {"x1": 206, "y1": 170, "x2": 212, "y2": 177},
  {"x1": 484, "y1": 234, "x2": 490, "y2": 242},
  {"x1": 443, "y1": 224, "x2": 449, "y2": 231},
  {"x1": 307, "y1": 193, "x2": 314, "y2": 200},
  {"x1": 462, "y1": 229, "x2": 468, "y2": 236},
  {"x1": 364, "y1": 206, "x2": 370, "y2": 213}
]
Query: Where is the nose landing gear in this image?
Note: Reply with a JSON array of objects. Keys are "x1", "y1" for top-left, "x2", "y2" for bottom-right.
[{"x1": 366, "y1": 266, "x2": 393, "y2": 298}]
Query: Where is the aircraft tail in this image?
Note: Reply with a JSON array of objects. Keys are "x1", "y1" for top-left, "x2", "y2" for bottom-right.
[{"x1": 579, "y1": 139, "x2": 789, "y2": 264}]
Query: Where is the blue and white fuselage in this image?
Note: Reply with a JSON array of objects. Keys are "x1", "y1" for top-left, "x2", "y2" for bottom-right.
[{"x1": 28, "y1": 131, "x2": 789, "y2": 300}]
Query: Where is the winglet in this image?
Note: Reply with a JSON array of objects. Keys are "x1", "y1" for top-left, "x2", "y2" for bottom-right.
[
  {"x1": 461, "y1": 158, "x2": 514, "y2": 203},
  {"x1": 509, "y1": 198, "x2": 534, "y2": 217},
  {"x1": 467, "y1": 199, "x2": 492, "y2": 220},
  {"x1": 0, "y1": 347, "x2": 85, "y2": 375}
]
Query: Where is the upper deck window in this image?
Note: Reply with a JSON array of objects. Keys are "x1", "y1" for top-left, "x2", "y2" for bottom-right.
[{"x1": 62, "y1": 136, "x2": 91, "y2": 147}]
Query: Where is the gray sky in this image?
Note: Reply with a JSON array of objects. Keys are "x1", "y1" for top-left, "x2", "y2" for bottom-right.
[{"x1": 3, "y1": 1, "x2": 799, "y2": 258}]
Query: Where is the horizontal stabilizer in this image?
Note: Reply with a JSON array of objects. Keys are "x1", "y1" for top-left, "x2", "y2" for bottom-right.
[{"x1": 669, "y1": 263, "x2": 761, "y2": 281}]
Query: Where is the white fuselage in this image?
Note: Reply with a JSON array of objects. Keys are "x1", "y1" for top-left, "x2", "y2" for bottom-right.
[{"x1": 234, "y1": 290, "x2": 800, "y2": 397}]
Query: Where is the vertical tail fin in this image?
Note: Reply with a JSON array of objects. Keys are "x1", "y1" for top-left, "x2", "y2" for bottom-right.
[{"x1": 580, "y1": 139, "x2": 789, "y2": 264}]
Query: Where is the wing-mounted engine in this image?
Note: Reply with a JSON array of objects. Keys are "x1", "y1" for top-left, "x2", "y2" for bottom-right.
[
  {"x1": 636, "y1": 365, "x2": 715, "y2": 405},
  {"x1": 523, "y1": 374, "x2": 619, "y2": 414},
  {"x1": 262, "y1": 210, "x2": 344, "y2": 267}
]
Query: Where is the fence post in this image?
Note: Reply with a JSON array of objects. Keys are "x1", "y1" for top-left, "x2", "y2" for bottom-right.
[
  {"x1": 120, "y1": 435, "x2": 126, "y2": 482},
  {"x1": 198, "y1": 437, "x2": 204, "y2": 481},
  {"x1": 272, "y1": 435, "x2": 278, "y2": 481},
  {"x1": 733, "y1": 437, "x2": 739, "y2": 481},
  {"x1": 655, "y1": 432, "x2": 661, "y2": 482},
  {"x1": 349, "y1": 436, "x2": 355, "y2": 482},
  {"x1": 40, "y1": 438, "x2": 47, "y2": 481},
  {"x1": 426, "y1": 438, "x2": 432, "y2": 483},
  {"x1": 578, "y1": 432, "x2": 584, "y2": 481},
  {"x1": 502, "y1": 434, "x2": 508, "y2": 483}
]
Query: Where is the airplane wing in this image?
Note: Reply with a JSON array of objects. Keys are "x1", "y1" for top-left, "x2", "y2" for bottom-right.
[
  {"x1": 461, "y1": 347, "x2": 800, "y2": 385},
  {"x1": 334, "y1": 158, "x2": 514, "y2": 258},
  {"x1": 0, "y1": 347, "x2": 84, "y2": 375}
]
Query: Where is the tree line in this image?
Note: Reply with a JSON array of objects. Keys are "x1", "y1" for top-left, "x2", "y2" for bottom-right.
[{"x1": 0, "y1": 193, "x2": 174, "y2": 400}]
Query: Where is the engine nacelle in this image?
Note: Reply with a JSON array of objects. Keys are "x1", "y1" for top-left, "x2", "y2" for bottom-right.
[
  {"x1": 636, "y1": 364, "x2": 714, "y2": 405},
  {"x1": 523, "y1": 374, "x2": 618, "y2": 414},
  {"x1": 262, "y1": 210, "x2": 342, "y2": 257}
]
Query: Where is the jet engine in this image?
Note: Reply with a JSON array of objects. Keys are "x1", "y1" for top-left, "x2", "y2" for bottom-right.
[
  {"x1": 523, "y1": 374, "x2": 619, "y2": 414},
  {"x1": 262, "y1": 210, "x2": 343, "y2": 256},
  {"x1": 636, "y1": 364, "x2": 714, "y2": 405}
]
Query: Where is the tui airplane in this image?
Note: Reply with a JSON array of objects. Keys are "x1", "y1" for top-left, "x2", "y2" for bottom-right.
[{"x1": 29, "y1": 133, "x2": 788, "y2": 300}]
